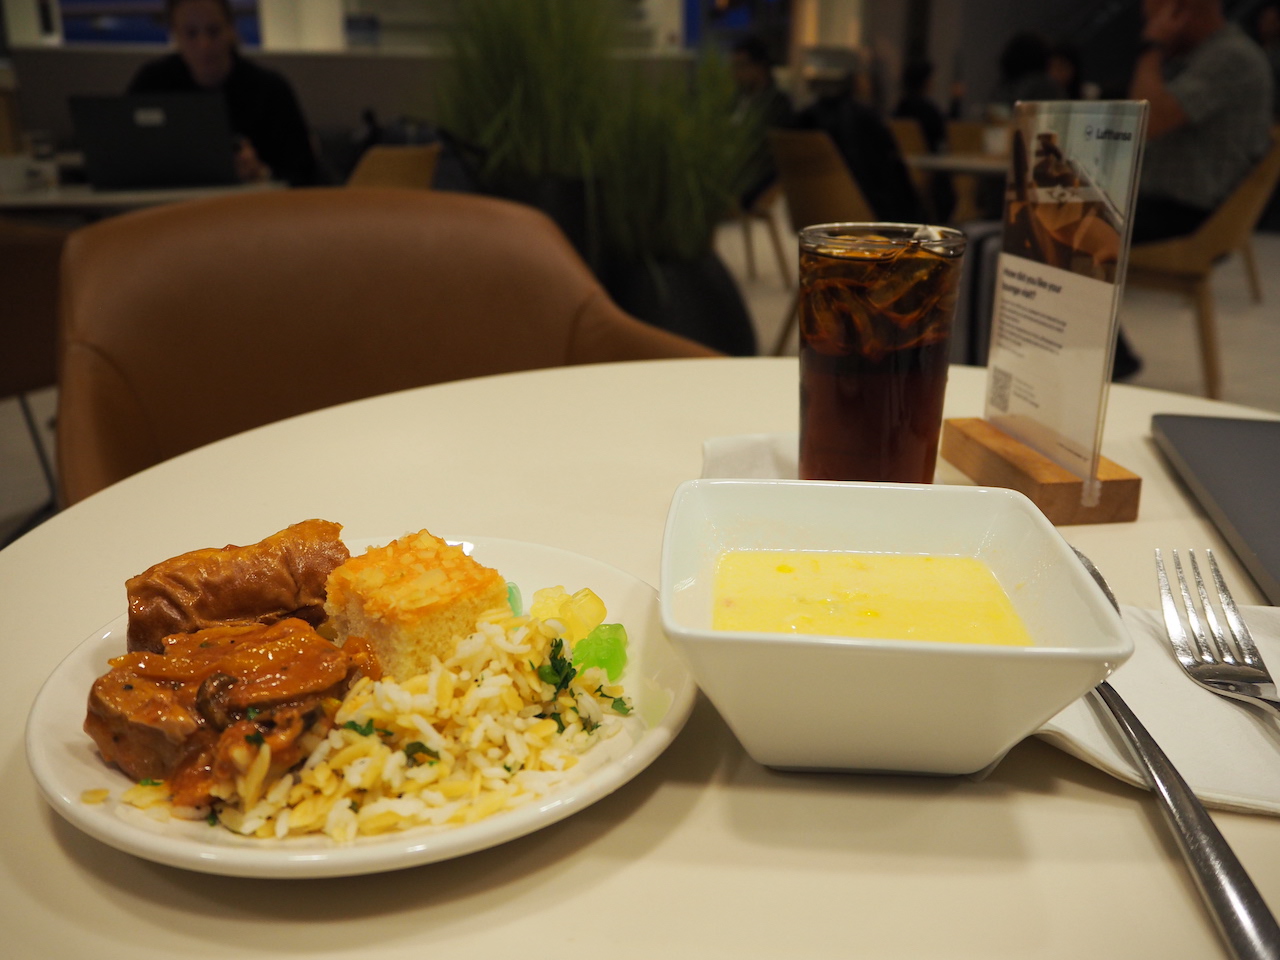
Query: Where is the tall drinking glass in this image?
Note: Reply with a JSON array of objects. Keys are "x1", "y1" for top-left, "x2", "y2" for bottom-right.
[{"x1": 798, "y1": 223, "x2": 966, "y2": 483}]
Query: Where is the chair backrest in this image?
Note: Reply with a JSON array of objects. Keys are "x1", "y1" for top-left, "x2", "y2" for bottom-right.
[
  {"x1": 57, "y1": 187, "x2": 718, "y2": 504},
  {"x1": 1129, "y1": 135, "x2": 1280, "y2": 272},
  {"x1": 345, "y1": 143, "x2": 442, "y2": 188},
  {"x1": 946, "y1": 120, "x2": 988, "y2": 155},
  {"x1": 888, "y1": 118, "x2": 929, "y2": 158},
  {"x1": 1189, "y1": 136, "x2": 1280, "y2": 261},
  {"x1": 0, "y1": 216, "x2": 68, "y2": 400},
  {"x1": 767, "y1": 128, "x2": 875, "y2": 233},
  {"x1": 0, "y1": 91, "x2": 21, "y2": 155}
]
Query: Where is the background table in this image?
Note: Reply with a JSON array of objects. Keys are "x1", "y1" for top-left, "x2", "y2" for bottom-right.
[
  {"x1": 906, "y1": 152, "x2": 1010, "y2": 177},
  {"x1": 3, "y1": 359, "x2": 1278, "y2": 959},
  {"x1": 0, "y1": 179, "x2": 282, "y2": 216}
]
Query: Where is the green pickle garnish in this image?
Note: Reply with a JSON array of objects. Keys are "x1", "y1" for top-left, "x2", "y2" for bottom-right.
[
  {"x1": 571, "y1": 623, "x2": 628, "y2": 681},
  {"x1": 506, "y1": 582, "x2": 523, "y2": 617}
]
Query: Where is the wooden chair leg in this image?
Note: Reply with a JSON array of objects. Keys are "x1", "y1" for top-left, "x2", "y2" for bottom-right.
[
  {"x1": 740, "y1": 214, "x2": 758, "y2": 280},
  {"x1": 771, "y1": 288, "x2": 802, "y2": 356},
  {"x1": 1193, "y1": 278, "x2": 1222, "y2": 399},
  {"x1": 1241, "y1": 239, "x2": 1263, "y2": 303},
  {"x1": 762, "y1": 215, "x2": 793, "y2": 289}
]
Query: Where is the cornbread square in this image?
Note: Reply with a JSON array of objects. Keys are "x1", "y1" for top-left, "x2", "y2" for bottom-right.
[{"x1": 323, "y1": 530, "x2": 509, "y2": 681}]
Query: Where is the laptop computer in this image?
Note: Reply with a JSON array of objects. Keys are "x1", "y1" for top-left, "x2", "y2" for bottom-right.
[
  {"x1": 1151, "y1": 413, "x2": 1280, "y2": 605},
  {"x1": 69, "y1": 93, "x2": 239, "y2": 190}
]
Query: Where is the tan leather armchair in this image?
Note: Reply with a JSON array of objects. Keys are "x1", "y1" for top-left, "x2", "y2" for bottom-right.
[
  {"x1": 57, "y1": 187, "x2": 718, "y2": 505},
  {"x1": 1, "y1": 216, "x2": 68, "y2": 539}
]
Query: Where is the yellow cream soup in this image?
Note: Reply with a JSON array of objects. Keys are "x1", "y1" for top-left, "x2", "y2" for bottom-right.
[{"x1": 712, "y1": 551, "x2": 1031, "y2": 646}]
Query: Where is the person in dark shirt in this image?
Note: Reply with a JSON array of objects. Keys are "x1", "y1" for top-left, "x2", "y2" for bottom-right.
[
  {"x1": 893, "y1": 59, "x2": 947, "y2": 153},
  {"x1": 127, "y1": 0, "x2": 318, "y2": 186},
  {"x1": 893, "y1": 58, "x2": 956, "y2": 221},
  {"x1": 1047, "y1": 42, "x2": 1084, "y2": 100},
  {"x1": 795, "y1": 58, "x2": 927, "y2": 223},
  {"x1": 989, "y1": 32, "x2": 1064, "y2": 116},
  {"x1": 731, "y1": 35, "x2": 794, "y2": 210}
]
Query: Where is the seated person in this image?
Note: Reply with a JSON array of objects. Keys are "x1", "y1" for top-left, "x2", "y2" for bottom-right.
[
  {"x1": 894, "y1": 59, "x2": 947, "y2": 153},
  {"x1": 1114, "y1": 0, "x2": 1273, "y2": 379},
  {"x1": 795, "y1": 54, "x2": 927, "y2": 223},
  {"x1": 128, "y1": 0, "x2": 318, "y2": 186},
  {"x1": 989, "y1": 32, "x2": 1064, "y2": 118},
  {"x1": 731, "y1": 35, "x2": 795, "y2": 210},
  {"x1": 1129, "y1": 0, "x2": 1272, "y2": 243},
  {"x1": 1047, "y1": 42, "x2": 1085, "y2": 100},
  {"x1": 893, "y1": 58, "x2": 956, "y2": 221}
]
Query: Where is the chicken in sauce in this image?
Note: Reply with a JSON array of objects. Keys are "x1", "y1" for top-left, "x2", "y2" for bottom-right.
[
  {"x1": 125, "y1": 519, "x2": 349, "y2": 654},
  {"x1": 85, "y1": 618, "x2": 362, "y2": 808}
]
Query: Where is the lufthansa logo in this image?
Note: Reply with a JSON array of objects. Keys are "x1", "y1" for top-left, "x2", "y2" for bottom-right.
[{"x1": 1091, "y1": 127, "x2": 1133, "y2": 142}]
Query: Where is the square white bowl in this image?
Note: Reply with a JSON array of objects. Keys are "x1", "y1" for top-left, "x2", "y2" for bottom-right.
[{"x1": 659, "y1": 479, "x2": 1133, "y2": 776}]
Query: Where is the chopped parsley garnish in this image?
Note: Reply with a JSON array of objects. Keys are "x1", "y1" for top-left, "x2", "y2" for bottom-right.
[
  {"x1": 538, "y1": 711, "x2": 566, "y2": 734},
  {"x1": 206, "y1": 811, "x2": 219, "y2": 827},
  {"x1": 404, "y1": 742, "x2": 439, "y2": 766},
  {"x1": 246, "y1": 707, "x2": 260, "y2": 719},
  {"x1": 343, "y1": 718, "x2": 375, "y2": 736},
  {"x1": 245, "y1": 731, "x2": 265, "y2": 746},
  {"x1": 537, "y1": 638, "x2": 577, "y2": 693},
  {"x1": 610, "y1": 698, "x2": 632, "y2": 716},
  {"x1": 138, "y1": 778, "x2": 162, "y2": 787}
]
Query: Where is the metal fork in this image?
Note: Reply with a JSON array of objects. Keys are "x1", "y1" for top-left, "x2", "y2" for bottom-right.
[
  {"x1": 1156, "y1": 548, "x2": 1280, "y2": 718},
  {"x1": 1073, "y1": 549, "x2": 1280, "y2": 960}
]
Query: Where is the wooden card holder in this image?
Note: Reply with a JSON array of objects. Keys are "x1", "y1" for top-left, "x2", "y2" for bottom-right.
[{"x1": 940, "y1": 418, "x2": 1140, "y2": 525}]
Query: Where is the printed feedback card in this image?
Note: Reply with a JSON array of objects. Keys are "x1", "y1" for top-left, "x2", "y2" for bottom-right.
[{"x1": 984, "y1": 100, "x2": 1148, "y2": 506}]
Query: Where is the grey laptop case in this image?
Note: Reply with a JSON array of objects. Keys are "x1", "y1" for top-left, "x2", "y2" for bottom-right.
[{"x1": 1152, "y1": 413, "x2": 1280, "y2": 605}]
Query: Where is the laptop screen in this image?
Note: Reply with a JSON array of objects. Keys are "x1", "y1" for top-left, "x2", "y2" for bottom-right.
[{"x1": 70, "y1": 93, "x2": 240, "y2": 190}]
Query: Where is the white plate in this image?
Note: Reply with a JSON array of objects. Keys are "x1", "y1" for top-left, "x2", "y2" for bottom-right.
[{"x1": 25, "y1": 536, "x2": 696, "y2": 878}]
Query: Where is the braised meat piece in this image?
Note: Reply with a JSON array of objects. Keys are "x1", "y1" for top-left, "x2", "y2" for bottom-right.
[
  {"x1": 125, "y1": 519, "x2": 349, "y2": 653},
  {"x1": 85, "y1": 619, "x2": 354, "y2": 806}
]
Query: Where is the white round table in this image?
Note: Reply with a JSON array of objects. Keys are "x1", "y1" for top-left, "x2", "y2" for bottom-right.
[{"x1": 3, "y1": 359, "x2": 1277, "y2": 959}]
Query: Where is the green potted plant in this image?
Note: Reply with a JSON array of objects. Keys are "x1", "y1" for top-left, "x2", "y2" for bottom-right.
[
  {"x1": 434, "y1": 0, "x2": 759, "y2": 355},
  {"x1": 594, "y1": 52, "x2": 759, "y2": 355},
  {"x1": 433, "y1": 0, "x2": 615, "y2": 266}
]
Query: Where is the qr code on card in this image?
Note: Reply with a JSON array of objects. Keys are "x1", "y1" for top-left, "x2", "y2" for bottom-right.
[{"x1": 989, "y1": 366, "x2": 1013, "y2": 412}]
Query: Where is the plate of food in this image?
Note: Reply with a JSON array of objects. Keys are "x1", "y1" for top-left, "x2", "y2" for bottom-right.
[{"x1": 25, "y1": 521, "x2": 696, "y2": 878}]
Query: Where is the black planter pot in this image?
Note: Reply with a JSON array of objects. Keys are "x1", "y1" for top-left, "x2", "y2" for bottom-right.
[
  {"x1": 517, "y1": 177, "x2": 598, "y2": 271},
  {"x1": 604, "y1": 251, "x2": 758, "y2": 357}
]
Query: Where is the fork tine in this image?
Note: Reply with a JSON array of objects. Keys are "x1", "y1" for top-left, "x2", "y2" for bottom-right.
[
  {"x1": 1172, "y1": 549, "x2": 1216, "y2": 663},
  {"x1": 1206, "y1": 548, "x2": 1269, "y2": 671},
  {"x1": 1156, "y1": 549, "x2": 1200, "y2": 668},
  {"x1": 1187, "y1": 550, "x2": 1236, "y2": 664}
]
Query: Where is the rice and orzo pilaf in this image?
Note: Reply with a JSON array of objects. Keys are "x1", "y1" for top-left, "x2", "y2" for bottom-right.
[{"x1": 118, "y1": 585, "x2": 635, "y2": 841}]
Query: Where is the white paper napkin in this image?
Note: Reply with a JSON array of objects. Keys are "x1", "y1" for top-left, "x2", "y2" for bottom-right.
[
  {"x1": 1039, "y1": 605, "x2": 1280, "y2": 816},
  {"x1": 702, "y1": 432, "x2": 800, "y2": 481},
  {"x1": 702, "y1": 432, "x2": 1280, "y2": 816}
]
